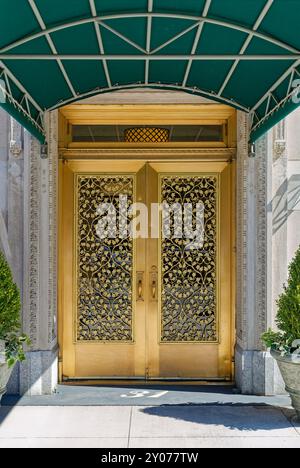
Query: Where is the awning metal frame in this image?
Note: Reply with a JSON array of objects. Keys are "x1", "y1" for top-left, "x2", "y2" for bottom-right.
[
  {"x1": 45, "y1": 83, "x2": 249, "y2": 114},
  {"x1": 218, "y1": 0, "x2": 274, "y2": 97},
  {"x1": 2, "y1": 14, "x2": 298, "y2": 55},
  {"x1": 0, "y1": 62, "x2": 44, "y2": 136},
  {"x1": 182, "y1": 0, "x2": 212, "y2": 87},
  {"x1": 89, "y1": 0, "x2": 112, "y2": 88},
  {"x1": 250, "y1": 63, "x2": 300, "y2": 135},
  {"x1": 28, "y1": 0, "x2": 77, "y2": 99},
  {"x1": 1, "y1": 3, "x2": 300, "y2": 142},
  {"x1": 1, "y1": 54, "x2": 299, "y2": 61},
  {"x1": 145, "y1": 0, "x2": 153, "y2": 84}
]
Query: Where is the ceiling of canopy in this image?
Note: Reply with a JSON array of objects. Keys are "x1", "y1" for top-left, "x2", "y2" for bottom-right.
[{"x1": 1, "y1": 0, "x2": 300, "y2": 143}]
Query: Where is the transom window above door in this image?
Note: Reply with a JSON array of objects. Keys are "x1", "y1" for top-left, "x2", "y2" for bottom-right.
[
  {"x1": 58, "y1": 104, "x2": 237, "y2": 149},
  {"x1": 72, "y1": 124, "x2": 224, "y2": 143}
]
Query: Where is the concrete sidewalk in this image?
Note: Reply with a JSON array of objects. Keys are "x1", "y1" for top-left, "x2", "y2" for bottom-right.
[
  {"x1": 1, "y1": 384, "x2": 293, "y2": 407},
  {"x1": 0, "y1": 404, "x2": 300, "y2": 448}
]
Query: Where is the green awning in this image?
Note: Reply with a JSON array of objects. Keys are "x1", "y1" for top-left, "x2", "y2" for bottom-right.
[{"x1": 1, "y1": 0, "x2": 300, "y2": 144}]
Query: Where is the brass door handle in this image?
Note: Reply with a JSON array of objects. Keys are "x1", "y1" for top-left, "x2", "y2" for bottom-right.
[
  {"x1": 150, "y1": 266, "x2": 158, "y2": 300},
  {"x1": 137, "y1": 273, "x2": 144, "y2": 301},
  {"x1": 138, "y1": 279, "x2": 143, "y2": 299},
  {"x1": 152, "y1": 279, "x2": 157, "y2": 299}
]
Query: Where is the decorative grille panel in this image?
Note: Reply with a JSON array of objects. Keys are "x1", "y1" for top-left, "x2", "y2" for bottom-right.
[
  {"x1": 124, "y1": 127, "x2": 170, "y2": 142},
  {"x1": 76, "y1": 175, "x2": 134, "y2": 342},
  {"x1": 160, "y1": 176, "x2": 218, "y2": 342}
]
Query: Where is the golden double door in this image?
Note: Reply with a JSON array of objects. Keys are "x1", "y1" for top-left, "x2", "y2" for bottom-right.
[{"x1": 59, "y1": 160, "x2": 234, "y2": 381}]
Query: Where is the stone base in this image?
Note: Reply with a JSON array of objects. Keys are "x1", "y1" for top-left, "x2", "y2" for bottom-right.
[
  {"x1": 235, "y1": 345, "x2": 285, "y2": 395},
  {"x1": 7, "y1": 348, "x2": 58, "y2": 396}
]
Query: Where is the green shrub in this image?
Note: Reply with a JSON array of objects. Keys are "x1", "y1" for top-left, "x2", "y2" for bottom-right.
[
  {"x1": 0, "y1": 250, "x2": 30, "y2": 367},
  {"x1": 262, "y1": 246, "x2": 300, "y2": 355}
]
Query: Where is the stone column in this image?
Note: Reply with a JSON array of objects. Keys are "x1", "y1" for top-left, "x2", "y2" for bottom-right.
[
  {"x1": 235, "y1": 111, "x2": 281, "y2": 395},
  {"x1": 20, "y1": 111, "x2": 58, "y2": 396},
  {"x1": 5, "y1": 117, "x2": 25, "y2": 395}
]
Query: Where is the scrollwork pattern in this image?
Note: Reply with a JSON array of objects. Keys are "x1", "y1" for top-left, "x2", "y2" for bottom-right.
[
  {"x1": 161, "y1": 176, "x2": 218, "y2": 342},
  {"x1": 77, "y1": 176, "x2": 133, "y2": 341}
]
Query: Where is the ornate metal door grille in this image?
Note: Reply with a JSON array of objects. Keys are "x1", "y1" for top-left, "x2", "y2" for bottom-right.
[
  {"x1": 160, "y1": 175, "x2": 218, "y2": 343},
  {"x1": 76, "y1": 175, "x2": 134, "y2": 342}
]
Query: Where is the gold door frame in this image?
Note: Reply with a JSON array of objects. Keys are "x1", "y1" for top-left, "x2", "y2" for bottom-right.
[
  {"x1": 58, "y1": 102, "x2": 236, "y2": 383},
  {"x1": 58, "y1": 157, "x2": 236, "y2": 383}
]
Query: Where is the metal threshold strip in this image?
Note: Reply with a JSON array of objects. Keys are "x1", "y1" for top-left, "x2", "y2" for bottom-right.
[{"x1": 63, "y1": 377, "x2": 233, "y2": 386}]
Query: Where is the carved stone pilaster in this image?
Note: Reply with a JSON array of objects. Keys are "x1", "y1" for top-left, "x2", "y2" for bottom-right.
[
  {"x1": 254, "y1": 136, "x2": 269, "y2": 349},
  {"x1": 47, "y1": 111, "x2": 58, "y2": 348},
  {"x1": 20, "y1": 111, "x2": 58, "y2": 395},
  {"x1": 236, "y1": 111, "x2": 249, "y2": 349},
  {"x1": 23, "y1": 136, "x2": 40, "y2": 349},
  {"x1": 235, "y1": 112, "x2": 283, "y2": 395}
]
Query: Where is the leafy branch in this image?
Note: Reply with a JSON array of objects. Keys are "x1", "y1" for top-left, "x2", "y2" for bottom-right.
[
  {"x1": 0, "y1": 251, "x2": 30, "y2": 367},
  {"x1": 262, "y1": 246, "x2": 300, "y2": 355}
]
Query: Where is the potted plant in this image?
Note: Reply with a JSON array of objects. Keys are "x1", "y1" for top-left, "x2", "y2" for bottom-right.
[
  {"x1": 262, "y1": 246, "x2": 300, "y2": 420},
  {"x1": 0, "y1": 251, "x2": 30, "y2": 403}
]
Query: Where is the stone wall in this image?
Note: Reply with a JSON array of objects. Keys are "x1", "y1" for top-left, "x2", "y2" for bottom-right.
[
  {"x1": 0, "y1": 109, "x2": 58, "y2": 395},
  {"x1": 235, "y1": 109, "x2": 300, "y2": 395},
  {"x1": 0, "y1": 110, "x2": 24, "y2": 394}
]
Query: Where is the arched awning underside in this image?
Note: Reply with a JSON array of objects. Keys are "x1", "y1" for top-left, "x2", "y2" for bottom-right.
[{"x1": 1, "y1": 0, "x2": 300, "y2": 143}]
